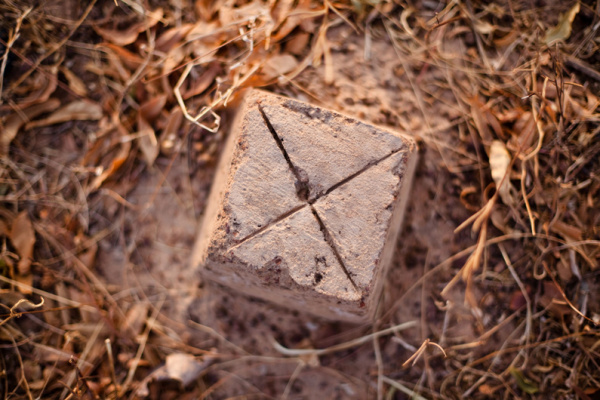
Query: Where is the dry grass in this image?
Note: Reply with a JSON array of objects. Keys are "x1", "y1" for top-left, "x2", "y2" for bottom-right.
[{"x1": 1, "y1": 0, "x2": 599, "y2": 398}]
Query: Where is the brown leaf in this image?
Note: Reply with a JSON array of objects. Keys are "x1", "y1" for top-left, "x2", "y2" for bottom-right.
[
  {"x1": 181, "y1": 63, "x2": 220, "y2": 100},
  {"x1": 93, "y1": 8, "x2": 163, "y2": 46},
  {"x1": 26, "y1": 100, "x2": 103, "y2": 129},
  {"x1": 12, "y1": 65, "x2": 59, "y2": 108},
  {"x1": 137, "y1": 95, "x2": 166, "y2": 166},
  {"x1": 122, "y1": 302, "x2": 149, "y2": 337},
  {"x1": 86, "y1": 121, "x2": 132, "y2": 193},
  {"x1": 78, "y1": 243, "x2": 98, "y2": 271},
  {"x1": 156, "y1": 24, "x2": 194, "y2": 52},
  {"x1": 139, "y1": 94, "x2": 167, "y2": 122},
  {"x1": 469, "y1": 97, "x2": 494, "y2": 144},
  {"x1": 539, "y1": 280, "x2": 571, "y2": 318},
  {"x1": 489, "y1": 140, "x2": 513, "y2": 205},
  {"x1": 285, "y1": 32, "x2": 311, "y2": 55},
  {"x1": 261, "y1": 54, "x2": 299, "y2": 82},
  {"x1": 160, "y1": 107, "x2": 183, "y2": 155},
  {"x1": 271, "y1": 0, "x2": 318, "y2": 42},
  {"x1": 137, "y1": 117, "x2": 159, "y2": 166},
  {"x1": 10, "y1": 211, "x2": 35, "y2": 276},
  {"x1": 550, "y1": 220, "x2": 583, "y2": 242},
  {"x1": 1, "y1": 99, "x2": 61, "y2": 155},
  {"x1": 0, "y1": 219, "x2": 9, "y2": 236},
  {"x1": 13, "y1": 273, "x2": 33, "y2": 295},
  {"x1": 510, "y1": 111, "x2": 536, "y2": 150},
  {"x1": 136, "y1": 353, "x2": 215, "y2": 397},
  {"x1": 101, "y1": 43, "x2": 145, "y2": 71},
  {"x1": 60, "y1": 66, "x2": 88, "y2": 96}
]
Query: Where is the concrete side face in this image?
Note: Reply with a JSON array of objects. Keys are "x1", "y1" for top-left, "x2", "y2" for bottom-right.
[
  {"x1": 260, "y1": 101, "x2": 406, "y2": 199},
  {"x1": 365, "y1": 149, "x2": 418, "y2": 318},
  {"x1": 191, "y1": 94, "x2": 245, "y2": 268}
]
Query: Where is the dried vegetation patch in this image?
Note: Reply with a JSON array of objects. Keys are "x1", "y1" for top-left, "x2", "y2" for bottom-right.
[{"x1": 0, "y1": 0, "x2": 598, "y2": 398}]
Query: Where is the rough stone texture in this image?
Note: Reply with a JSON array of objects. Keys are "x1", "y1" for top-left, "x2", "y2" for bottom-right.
[
  {"x1": 261, "y1": 101, "x2": 406, "y2": 200},
  {"x1": 192, "y1": 90, "x2": 417, "y2": 322},
  {"x1": 312, "y1": 152, "x2": 410, "y2": 292}
]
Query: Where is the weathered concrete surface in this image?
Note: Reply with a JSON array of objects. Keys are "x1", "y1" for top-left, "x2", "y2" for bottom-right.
[
  {"x1": 260, "y1": 99, "x2": 406, "y2": 200},
  {"x1": 228, "y1": 206, "x2": 359, "y2": 299},
  {"x1": 312, "y1": 151, "x2": 417, "y2": 301},
  {"x1": 192, "y1": 89, "x2": 417, "y2": 322},
  {"x1": 210, "y1": 206, "x2": 363, "y2": 320},
  {"x1": 192, "y1": 93, "x2": 303, "y2": 265}
]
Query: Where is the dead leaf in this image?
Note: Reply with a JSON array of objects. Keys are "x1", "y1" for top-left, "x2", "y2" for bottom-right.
[
  {"x1": 160, "y1": 107, "x2": 183, "y2": 155},
  {"x1": 137, "y1": 95, "x2": 167, "y2": 166},
  {"x1": 509, "y1": 367, "x2": 539, "y2": 394},
  {"x1": 137, "y1": 121, "x2": 159, "y2": 166},
  {"x1": 78, "y1": 243, "x2": 98, "y2": 271},
  {"x1": 539, "y1": 280, "x2": 571, "y2": 318},
  {"x1": 86, "y1": 121, "x2": 132, "y2": 194},
  {"x1": 285, "y1": 32, "x2": 311, "y2": 55},
  {"x1": 1, "y1": 99, "x2": 61, "y2": 155},
  {"x1": 10, "y1": 211, "x2": 36, "y2": 276},
  {"x1": 93, "y1": 8, "x2": 163, "y2": 46},
  {"x1": 11, "y1": 65, "x2": 59, "y2": 108},
  {"x1": 271, "y1": 0, "x2": 320, "y2": 42},
  {"x1": 122, "y1": 302, "x2": 149, "y2": 337},
  {"x1": 139, "y1": 94, "x2": 167, "y2": 122},
  {"x1": 489, "y1": 140, "x2": 513, "y2": 205},
  {"x1": 473, "y1": 20, "x2": 496, "y2": 35},
  {"x1": 550, "y1": 220, "x2": 583, "y2": 242},
  {"x1": 156, "y1": 24, "x2": 194, "y2": 52},
  {"x1": 165, "y1": 353, "x2": 208, "y2": 386},
  {"x1": 469, "y1": 97, "x2": 495, "y2": 144},
  {"x1": 60, "y1": 66, "x2": 88, "y2": 96},
  {"x1": 479, "y1": 384, "x2": 499, "y2": 395},
  {"x1": 181, "y1": 63, "x2": 220, "y2": 100},
  {"x1": 544, "y1": 2, "x2": 580, "y2": 45},
  {"x1": 26, "y1": 100, "x2": 103, "y2": 129},
  {"x1": 493, "y1": 29, "x2": 519, "y2": 47},
  {"x1": 509, "y1": 111, "x2": 536, "y2": 150},
  {"x1": 13, "y1": 273, "x2": 33, "y2": 295},
  {"x1": 136, "y1": 353, "x2": 215, "y2": 397},
  {"x1": 261, "y1": 54, "x2": 299, "y2": 82},
  {"x1": 100, "y1": 43, "x2": 146, "y2": 71}
]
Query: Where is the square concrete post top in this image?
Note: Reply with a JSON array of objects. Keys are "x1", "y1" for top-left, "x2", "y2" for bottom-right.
[{"x1": 192, "y1": 90, "x2": 418, "y2": 322}]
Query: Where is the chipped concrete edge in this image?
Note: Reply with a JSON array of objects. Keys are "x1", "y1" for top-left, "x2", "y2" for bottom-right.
[
  {"x1": 256, "y1": 89, "x2": 419, "y2": 151},
  {"x1": 190, "y1": 89, "x2": 254, "y2": 270}
]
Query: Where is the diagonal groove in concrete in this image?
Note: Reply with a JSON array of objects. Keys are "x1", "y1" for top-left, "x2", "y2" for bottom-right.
[
  {"x1": 227, "y1": 107, "x2": 313, "y2": 250},
  {"x1": 310, "y1": 147, "x2": 405, "y2": 204},
  {"x1": 256, "y1": 101, "x2": 406, "y2": 291},
  {"x1": 258, "y1": 106, "x2": 309, "y2": 201},
  {"x1": 229, "y1": 204, "x2": 307, "y2": 250},
  {"x1": 310, "y1": 205, "x2": 359, "y2": 290}
]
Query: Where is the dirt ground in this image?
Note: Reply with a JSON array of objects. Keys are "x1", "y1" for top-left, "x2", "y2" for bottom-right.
[{"x1": 1, "y1": 1, "x2": 599, "y2": 399}]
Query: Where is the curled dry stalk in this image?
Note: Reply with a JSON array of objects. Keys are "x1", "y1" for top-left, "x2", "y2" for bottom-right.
[
  {"x1": 0, "y1": 297, "x2": 44, "y2": 327},
  {"x1": 272, "y1": 320, "x2": 418, "y2": 357}
]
